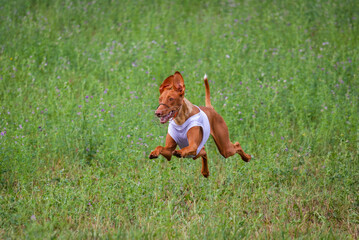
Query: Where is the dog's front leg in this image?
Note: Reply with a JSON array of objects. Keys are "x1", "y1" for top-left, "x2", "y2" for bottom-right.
[
  {"x1": 172, "y1": 127, "x2": 203, "y2": 158},
  {"x1": 149, "y1": 134, "x2": 177, "y2": 161}
]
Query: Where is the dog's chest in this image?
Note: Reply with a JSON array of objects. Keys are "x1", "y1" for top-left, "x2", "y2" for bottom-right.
[{"x1": 167, "y1": 107, "x2": 211, "y2": 157}]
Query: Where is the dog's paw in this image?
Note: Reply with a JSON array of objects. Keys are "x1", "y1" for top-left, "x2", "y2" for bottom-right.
[
  {"x1": 201, "y1": 170, "x2": 210, "y2": 178},
  {"x1": 172, "y1": 150, "x2": 183, "y2": 158},
  {"x1": 149, "y1": 151, "x2": 159, "y2": 159}
]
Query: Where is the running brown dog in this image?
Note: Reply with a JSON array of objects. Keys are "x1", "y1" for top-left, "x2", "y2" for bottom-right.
[{"x1": 149, "y1": 71, "x2": 251, "y2": 177}]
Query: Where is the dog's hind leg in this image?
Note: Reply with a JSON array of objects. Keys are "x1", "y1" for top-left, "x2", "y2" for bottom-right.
[
  {"x1": 209, "y1": 112, "x2": 251, "y2": 162},
  {"x1": 193, "y1": 148, "x2": 209, "y2": 178}
]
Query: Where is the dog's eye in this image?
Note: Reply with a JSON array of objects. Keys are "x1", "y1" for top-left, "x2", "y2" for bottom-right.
[{"x1": 169, "y1": 98, "x2": 174, "y2": 101}]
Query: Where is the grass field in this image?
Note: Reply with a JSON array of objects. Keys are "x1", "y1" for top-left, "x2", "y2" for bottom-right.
[{"x1": 0, "y1": 0, "x2": 358, "y2": 239}]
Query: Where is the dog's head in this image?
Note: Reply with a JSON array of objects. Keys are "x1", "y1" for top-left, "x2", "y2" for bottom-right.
[{"x1": 155, "y1": 71, "x2": 185, "y2": 124}]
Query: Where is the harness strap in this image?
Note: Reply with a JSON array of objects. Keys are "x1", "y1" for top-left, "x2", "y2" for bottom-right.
[{"x1": 158, "y1": 103, "x2": 170, "y2": 108}]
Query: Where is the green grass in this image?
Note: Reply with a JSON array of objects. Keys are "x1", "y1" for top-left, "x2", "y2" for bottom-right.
[{"x1": 0, "y1": 0, "x2": 358, "y2": 238}]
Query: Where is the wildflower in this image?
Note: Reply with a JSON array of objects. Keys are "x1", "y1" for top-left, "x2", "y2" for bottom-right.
[
  {"x1": 0, "y1": 131, "x2": 6, "y2": 136},
  {"x1": 31, "y1": 215, "x2": 36, "y2": 221},
  {"x1": 226, "y1": 54, "x2": 230, "y2": 58}
]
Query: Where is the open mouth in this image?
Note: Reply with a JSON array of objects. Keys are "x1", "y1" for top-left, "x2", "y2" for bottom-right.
[{"x1": 159, "y1": 110, "x2": 176, "y2": 124}]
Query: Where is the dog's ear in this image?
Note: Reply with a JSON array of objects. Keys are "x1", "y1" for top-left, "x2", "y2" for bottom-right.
[
  {"x1": 173, "y1": 71, "x2": 185, "y2": 95},
  {"x1": 159, "y1": 75, "x2": 174, "y2": 94}
]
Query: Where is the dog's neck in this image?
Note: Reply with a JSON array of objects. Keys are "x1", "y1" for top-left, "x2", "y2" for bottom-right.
[{"x1": 173, "y1": 97, "x2": 200, "y2": 125}]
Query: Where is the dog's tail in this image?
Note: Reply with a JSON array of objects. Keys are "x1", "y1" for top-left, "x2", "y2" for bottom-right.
[{"x1": 204, "y1": 74, "x2": 213, "y2": 108}]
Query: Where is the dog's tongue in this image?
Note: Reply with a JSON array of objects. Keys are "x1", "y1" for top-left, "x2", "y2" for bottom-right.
[{"x1": 160, "y1": 116, "x2": 170, "y2": 124}]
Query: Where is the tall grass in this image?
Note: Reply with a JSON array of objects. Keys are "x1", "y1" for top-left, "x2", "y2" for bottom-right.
[{"x1": 0, "y1": 0, "x2": 358, "y2": 238}]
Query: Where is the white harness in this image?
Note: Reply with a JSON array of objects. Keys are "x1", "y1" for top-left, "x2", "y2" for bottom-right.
[{"x1": 168, "y1": 106, "x2": 210, "y2": 158}]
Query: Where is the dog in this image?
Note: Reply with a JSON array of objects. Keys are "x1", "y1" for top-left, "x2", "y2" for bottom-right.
[{"x1": 149, "y1": 71, "x2": 251, "y2": 178}]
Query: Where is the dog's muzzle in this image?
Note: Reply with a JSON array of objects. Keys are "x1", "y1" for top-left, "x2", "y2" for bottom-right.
[{"x1": 155, "y1": 103, "x2": 177, "y2": 124}]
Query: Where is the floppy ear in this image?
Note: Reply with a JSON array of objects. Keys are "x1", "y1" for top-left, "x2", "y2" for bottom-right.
[
  {"x1": 159, "y1": 75, "x2": 174, "y2": 94},
  {"x1": 173, "y1": 71, "x2": 185, "y2": 95}
]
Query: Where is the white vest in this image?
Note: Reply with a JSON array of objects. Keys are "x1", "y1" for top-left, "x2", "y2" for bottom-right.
[{"x1": 168, "y1": 106, "x2": 210, "y2": 158}]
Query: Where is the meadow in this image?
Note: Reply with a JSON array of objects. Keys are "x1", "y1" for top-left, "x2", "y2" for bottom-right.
[{"x1": 0, "y1": 0, "x2": 358, "y2": 238}]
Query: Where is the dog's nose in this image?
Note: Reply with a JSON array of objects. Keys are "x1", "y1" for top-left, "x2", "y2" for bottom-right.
[{"x1": 155, "y1": 109, "x2": 162, "y2": 117}]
